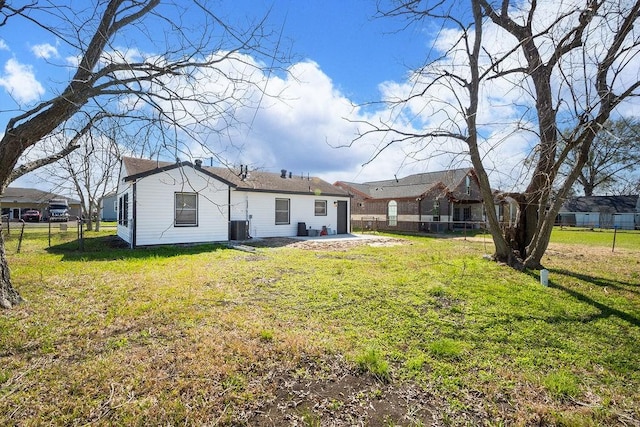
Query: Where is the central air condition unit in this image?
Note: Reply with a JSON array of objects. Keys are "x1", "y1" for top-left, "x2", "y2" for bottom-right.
[{"x1": 229, "y1": 220, "x2": 249, "y2": 240}]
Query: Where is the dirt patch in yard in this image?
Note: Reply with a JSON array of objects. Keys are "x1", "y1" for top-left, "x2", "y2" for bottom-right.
[
  {"x1": 248, "y1": 355, "x2": 445, "y2": 426},
  {"x1": 247, "y1": 235, "x2": 409, "y2": 251}
]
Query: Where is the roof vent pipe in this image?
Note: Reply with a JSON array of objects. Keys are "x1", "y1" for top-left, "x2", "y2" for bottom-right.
[
  {"x1": 288, "y1": 171, "x2": 292, "y2": 179},
  {"x1": 195, "y1": 159, "x2": 202, "y2": 167},
  {"x1": 281, "y1": 169, "x2": 287, "y2": 178}
]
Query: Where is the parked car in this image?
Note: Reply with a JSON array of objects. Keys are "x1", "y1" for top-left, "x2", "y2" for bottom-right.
[{"x1": 22, "y1": 210, "x2": 42, "y2": 222}]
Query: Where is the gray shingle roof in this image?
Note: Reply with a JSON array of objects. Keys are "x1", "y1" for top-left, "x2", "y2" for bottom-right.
[
  {"x1": 1, "y1": 187, "x2": 80, "y2": 204},
  {"x1": 338, "y1": 168, "x2": 473, "y2": 199},
  {"x1": 121, "y1": 157, "x2": 350, "y2": 197},
  {"x1": 560, "y1": 195, "x2": 639, "y2": 213}
]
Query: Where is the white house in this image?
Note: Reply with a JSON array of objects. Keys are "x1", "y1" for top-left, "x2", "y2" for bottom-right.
[{"x1": 117, "y1": 157, "x2": 351, "y2": 248}]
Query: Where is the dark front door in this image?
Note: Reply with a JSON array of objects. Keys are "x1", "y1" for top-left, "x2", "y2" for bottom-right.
[{"x1": 337, "y1": 200, "x2": 348, "y2": 234}]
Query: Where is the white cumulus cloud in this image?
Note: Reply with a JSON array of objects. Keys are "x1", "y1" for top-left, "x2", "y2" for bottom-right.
[
  {"x1": 0, "y1": 58, "x2": 45, "y2": 104},
  {"x1": 31, "y1": 43, "x2": 59, "y2": 59}
]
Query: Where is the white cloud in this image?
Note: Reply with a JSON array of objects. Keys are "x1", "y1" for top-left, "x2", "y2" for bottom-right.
[
  {"x1": 65, "y1": 55, "x2": 80, "y2": 67},
  {"x1": 0, "y1": 39, "x2": 9, "y2": 51},
  {"x1": 31, "y1": 43, "x2": 58, "y2": 59},
  {"x1": 0, "y1": 58, "x2": 45, "y2": 104}
]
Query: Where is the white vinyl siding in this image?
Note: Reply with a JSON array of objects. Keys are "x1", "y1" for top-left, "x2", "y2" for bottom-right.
[
  {"x1": 132, "y1": 167, "x2": 228, "y2": 246},
  {"x1": 230, "y1": 192, "x2": 350, "y2": 238},
  {"x1": 116, "y1": 187, "x2": 133, "y2": 245}
]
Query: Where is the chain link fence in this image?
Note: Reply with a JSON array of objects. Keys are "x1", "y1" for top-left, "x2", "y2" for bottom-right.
[{"x1": 1, "y1": 218, "x2": 116, "y2": 253}]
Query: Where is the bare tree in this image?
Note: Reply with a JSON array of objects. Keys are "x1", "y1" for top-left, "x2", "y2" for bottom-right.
[
  {"x1": 0, "y1": 0, "x2": 286, "y2": 308},
  {"x1": 38, "y1": 122, "x2": 123, "y2": 232},
  {"x1": 359, "y1": 0, "x2": 640, "y2": 269},
  {"x1": 562, "y1": 118, "x2": 640, "y2": 196}
]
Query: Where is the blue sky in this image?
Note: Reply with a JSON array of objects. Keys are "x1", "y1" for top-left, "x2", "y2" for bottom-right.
[
  {"x1": 4, "y1": 0, "x2": 635, "y2": 193},
  {"x1": 257, "y1": 0, "x2": 430, "y2": 103},
  {"x1": 0, "y1": 0, "x2": 444, "y2": 188},
  {"x1": 1, "y1": 0, "x2": 448, "y2": 189}
]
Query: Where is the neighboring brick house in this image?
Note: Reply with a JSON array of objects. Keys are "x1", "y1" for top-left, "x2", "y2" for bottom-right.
[{"x1": 334, "y1": 168, "x2": 483, "y2": 232}]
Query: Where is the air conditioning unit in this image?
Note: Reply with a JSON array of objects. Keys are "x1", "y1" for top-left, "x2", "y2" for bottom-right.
[{"x1": 229, "y1": 220, "x2": 249, "y2": 240}]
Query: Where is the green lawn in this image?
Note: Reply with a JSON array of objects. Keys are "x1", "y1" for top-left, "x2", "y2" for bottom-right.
[{"x1": 0, "y1": 228, "x2": 638, "y2": 425}]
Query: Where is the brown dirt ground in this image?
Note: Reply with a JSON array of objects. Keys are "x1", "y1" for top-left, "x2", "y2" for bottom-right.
[
  {"x1": 246, "y1": 235, "x2": 409, "y2": 251},
  {"x1": 248, "y1": 355, "x2": 445, "y2": 426}
]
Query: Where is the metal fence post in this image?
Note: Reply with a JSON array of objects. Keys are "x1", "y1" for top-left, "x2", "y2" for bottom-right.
[
  {"x1": 17, "y1": 220, "x2": 25, "y2": 253},
  {"x1": 77, "y1": 217, "x2": 84, "y2": 251}
]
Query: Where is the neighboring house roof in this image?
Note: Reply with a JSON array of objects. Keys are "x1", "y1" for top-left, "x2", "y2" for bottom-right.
[
  {"x1": 1, "y1": 187, "x2": 80, "y2": 205},
  {"x1": 337, "y1": 168, "x2": 475, "y2": 200},
  {"x1": 120, "y1": 157, "x2": 350, "y2": 197},
  {"x1": 559, "y1": 195, "x2": 639, "y2": 214}
]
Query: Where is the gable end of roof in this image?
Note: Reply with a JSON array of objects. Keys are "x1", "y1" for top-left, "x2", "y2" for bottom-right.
[{"x1": 122, "y1": 159, "x2": 237, "y2": 188}]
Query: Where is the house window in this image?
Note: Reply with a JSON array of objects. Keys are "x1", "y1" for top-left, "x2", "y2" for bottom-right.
[
  {"x1": 453, "y1": 207, "x2": 461, "y2": 221},
  {"x1": 118, "y1": 193, "x2": 129, "y2": 227},
  {"x1": 275, "y1": 198, "x2": 290, "y2": 225},
  {"x1": 465, "y1": 176, "x2": 471, "y2": 195},
  {"x1": 388, "y1": 200, "x2": 398, "y2": 226},
  {"x1": 433, "y1": 199, "x2": 440, "y2": 222},
  {"x1": 463, "y1": 207, "x2": 472, "y2": 221},
  {"x1": 175, "y1": 192, "x2": 198, "y2": 226},
  {"x1": 315, "y1": 200, "x2": 327, "y2": 216}
]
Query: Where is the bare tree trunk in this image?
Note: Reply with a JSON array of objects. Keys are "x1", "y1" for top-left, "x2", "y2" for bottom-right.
[
  {"x1": 583, "y1": 182, "x2": 594, "y2": 196},
  {"x1": 0, "y1": 231, "x2": 23, "y2": 309}
]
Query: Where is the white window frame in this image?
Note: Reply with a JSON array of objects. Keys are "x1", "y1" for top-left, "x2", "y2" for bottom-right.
[
  {"x1": 275, "y1": 198, "x2": 290, "y2": 225},
  {"x1": 175, "y1": 192, "x2": 198, "y2": 227},
  {"x1": 388, "y1": 200, "x2": 398, "y2": 226},
  {"x1": 314, "y1": 200, "x2": 327, "y2": 216}
]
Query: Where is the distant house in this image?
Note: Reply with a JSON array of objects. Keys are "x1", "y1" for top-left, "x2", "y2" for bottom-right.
[
  {"x1": 334, "y1": 168, "x2": 482, "y2": 232},
  {"x1": 558, "y1": 195, "x2": 639, "y2": 230},
  {"x1": 116, "y1": 157, "x2": 351, "y2": 247},
  {"x1": 100, "y1": 191, "x2": 118, "y2": 221},
  {"x1": 0, "y1": 187, "x2": 81, "y2": 220}
]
